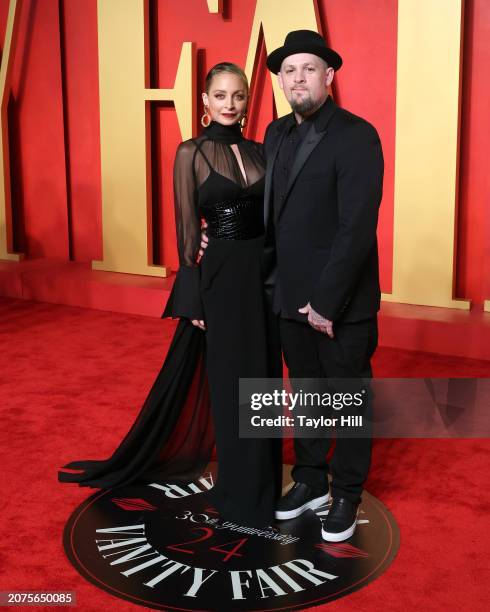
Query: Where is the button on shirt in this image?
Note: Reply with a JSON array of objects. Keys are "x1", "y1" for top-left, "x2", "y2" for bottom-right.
[{"x1": 272, "y1": 118, "x2": 310, "y2": 224}]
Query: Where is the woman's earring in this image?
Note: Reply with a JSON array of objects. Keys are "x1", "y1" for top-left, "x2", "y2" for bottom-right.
[
  {"x1": 240, "y1": 113, "x2": 248, "y2": 128},
  {"x1": 201, "y1": 107, "x2": 211, "y2": 127}
]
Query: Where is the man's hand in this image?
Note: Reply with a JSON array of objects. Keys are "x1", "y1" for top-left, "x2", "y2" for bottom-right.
[
  {"x1": 191, "y1": 319, "x2": 206, "y2": 331},
  {"x1": 298, "y1": 303, "x2": 334, "y2": 338},
  {"x1": 198, "y1": 221, "x2": 209, "y2": 258}
]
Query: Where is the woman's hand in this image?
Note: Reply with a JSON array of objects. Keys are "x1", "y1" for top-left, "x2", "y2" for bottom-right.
[
  {"x1": 198, "y1": 221, "x2": 209, "y2": 258},
  {"x1": 191, "y1": 319, "x2": 206, "y2": 331}
]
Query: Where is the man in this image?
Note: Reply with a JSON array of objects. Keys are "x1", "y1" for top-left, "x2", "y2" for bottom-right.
[{"x1": 263, "y1": 30, "x2": 383, "y2": 542}]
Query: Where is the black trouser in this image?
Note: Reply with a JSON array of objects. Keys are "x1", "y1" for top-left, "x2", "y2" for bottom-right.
[{"x1": 279, "y1": 316, "x2": 378, "y2": 504}]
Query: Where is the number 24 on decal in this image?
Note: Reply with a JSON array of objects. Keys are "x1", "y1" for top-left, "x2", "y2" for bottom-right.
[{"x1": 167, "y1": 528, "x2": 248, "y2": 562}]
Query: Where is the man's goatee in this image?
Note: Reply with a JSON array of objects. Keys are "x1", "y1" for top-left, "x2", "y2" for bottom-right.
[{"x1": 290, "y1": 97, "x2": 317, "y2": 116}]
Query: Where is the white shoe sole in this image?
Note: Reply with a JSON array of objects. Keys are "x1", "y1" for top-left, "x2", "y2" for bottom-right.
[
  {"x1": 321, "y1": 511, "x2": 359, "y2": 542},
  {"x1": 275, "y1": 491, "x2": 331, "y2": 520}
]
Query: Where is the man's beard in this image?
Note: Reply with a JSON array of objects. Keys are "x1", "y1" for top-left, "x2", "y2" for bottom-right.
[{"x1": 289, "y1": 93, "x2": 317, "y2": 116}]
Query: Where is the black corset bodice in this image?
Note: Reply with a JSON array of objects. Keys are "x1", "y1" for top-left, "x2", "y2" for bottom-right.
[
  {"x1": 199, "y1": 169, "x2": 265, "y2": 240},
  {"x1": 201, "y1": 197, "x2": 264, "y2": 240}
]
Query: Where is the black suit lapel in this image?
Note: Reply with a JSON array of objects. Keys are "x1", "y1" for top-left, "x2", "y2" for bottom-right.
[
  {"x1": 274, "y1": 123, "x2": 328, "y2": 221},
  {"x1": 264, "y1": 125, "x2": 288, "y2": 227},
  {"x1": 265, "y1": 97, "x2": 338, "y2": 224}
]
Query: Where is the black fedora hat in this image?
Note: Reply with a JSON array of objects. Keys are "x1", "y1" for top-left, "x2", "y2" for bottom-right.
[{"x1": 266, "y1": 30, "x2": 342, "y2": 73}]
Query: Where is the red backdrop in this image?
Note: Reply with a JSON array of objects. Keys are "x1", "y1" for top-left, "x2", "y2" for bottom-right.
[{"x1": 2, "y1": 0, "x2": 489, "y2": 304}]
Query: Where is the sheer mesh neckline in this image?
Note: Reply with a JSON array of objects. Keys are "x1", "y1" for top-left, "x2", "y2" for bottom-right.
[
  {"x1": 172, "y1": 134, "x2": 265, "y2": 267},
  {"x1": 201, "y1": 167, "x2": 264, "y2": 192},
  {"x1": 192, "y1": 137, "x2": 264, "y2": 191}
]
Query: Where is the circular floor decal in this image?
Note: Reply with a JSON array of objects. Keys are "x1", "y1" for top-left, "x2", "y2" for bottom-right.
[{"x1": 63, "y1": 464, "x2": 399, "y2": 610}]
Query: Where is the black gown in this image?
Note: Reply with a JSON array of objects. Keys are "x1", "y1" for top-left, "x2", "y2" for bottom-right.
[{"x1": 59, "y1": 121, "x2": 282, "y2": 529}]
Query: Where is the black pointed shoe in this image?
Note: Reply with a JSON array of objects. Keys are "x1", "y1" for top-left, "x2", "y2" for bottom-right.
[
  {"x1": 275, "y1": 482, "x2": 330, "y2": 520},
  {"x1": 321, "y1": 497, "x2": 359, "y2": 542}
]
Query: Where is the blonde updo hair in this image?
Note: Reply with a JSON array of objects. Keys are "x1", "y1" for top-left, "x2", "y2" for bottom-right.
[{"x1": 204, "y1": 62, "x2": 249, "y2": 94}]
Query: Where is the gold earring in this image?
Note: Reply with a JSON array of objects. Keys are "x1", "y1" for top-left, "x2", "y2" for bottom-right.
[
  {"x1": 240, "y1": 113, "x2": 248, "y2": 128},
  {"x1": 201, "y1": 107, "x2": 211, "y2": 127}
]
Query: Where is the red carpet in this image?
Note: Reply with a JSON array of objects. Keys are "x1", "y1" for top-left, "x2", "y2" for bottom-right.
[{"x1": 1, "y1": 296, "x2": 489, "y2": 610}]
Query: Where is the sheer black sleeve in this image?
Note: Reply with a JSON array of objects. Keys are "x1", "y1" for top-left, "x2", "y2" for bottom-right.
[{"x1": 162, "y1": 141, "x2": 204, "y2": 320}]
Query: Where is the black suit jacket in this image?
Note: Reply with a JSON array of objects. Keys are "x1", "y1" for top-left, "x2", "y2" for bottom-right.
[{"x1": 263, "y1": 96, "x2": 384, "y2": 324}]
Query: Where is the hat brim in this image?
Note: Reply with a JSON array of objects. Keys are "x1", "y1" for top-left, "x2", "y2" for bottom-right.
[{"x1": 266, "y1": 44, "x2": 342, "y2": 73}]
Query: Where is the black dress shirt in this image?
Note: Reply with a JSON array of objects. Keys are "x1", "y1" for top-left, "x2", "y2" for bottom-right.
[{"x1": 272, "y1": 101, "x2": 327, "y2": 224}]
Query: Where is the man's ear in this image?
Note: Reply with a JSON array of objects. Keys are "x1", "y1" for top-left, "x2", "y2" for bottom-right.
[{"x1": 325, "y1": 67, "x2": 334, "y2": 88}]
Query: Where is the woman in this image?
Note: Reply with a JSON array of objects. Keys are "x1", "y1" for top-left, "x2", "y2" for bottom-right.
[{"x1": 59, "y1": 63, "x2": 282, "y2": 529}]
